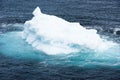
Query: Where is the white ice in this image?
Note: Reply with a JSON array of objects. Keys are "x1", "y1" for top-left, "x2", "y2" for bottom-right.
[{"x1": 22, "y1": 7, "x2": 116, "y2": 55}]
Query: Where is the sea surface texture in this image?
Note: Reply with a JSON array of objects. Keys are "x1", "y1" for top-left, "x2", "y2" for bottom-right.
[{"x1": 0, "y1": 0, "x2": 120, "y2": 80}]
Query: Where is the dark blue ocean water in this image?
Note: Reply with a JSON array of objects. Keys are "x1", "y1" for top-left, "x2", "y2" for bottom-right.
[{"x1": 1, "y1": 0, "x2": 120, "y2": 80}]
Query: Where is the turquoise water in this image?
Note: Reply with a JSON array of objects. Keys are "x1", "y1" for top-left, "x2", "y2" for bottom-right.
[{"x1": 1, "y1": 32, "x2": 120, "y2": 69}]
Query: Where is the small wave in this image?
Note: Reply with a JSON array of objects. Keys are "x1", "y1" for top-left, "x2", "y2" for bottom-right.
[{"x1": 0, "y1": 23, "x2": 24, "y2": 33}]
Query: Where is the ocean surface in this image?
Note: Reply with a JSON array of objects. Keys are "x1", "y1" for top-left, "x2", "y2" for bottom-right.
[{"x1": 1, "y1": 0, "x2": 120, "y2": 80}]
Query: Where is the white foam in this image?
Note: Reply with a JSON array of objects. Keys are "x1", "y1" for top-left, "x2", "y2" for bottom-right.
[{"x1": 23, "y1": 7, "x2": 116, "y2": 55}]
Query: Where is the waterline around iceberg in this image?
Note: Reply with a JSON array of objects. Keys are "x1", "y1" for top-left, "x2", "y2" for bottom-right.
[{"x1": 0, "y1": 7, "x2": 120, "y2": 68}]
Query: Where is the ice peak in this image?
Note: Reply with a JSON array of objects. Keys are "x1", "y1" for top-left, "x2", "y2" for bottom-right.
[{"x1": 33, "y1": 7, "x2": 42, "y2": 16}]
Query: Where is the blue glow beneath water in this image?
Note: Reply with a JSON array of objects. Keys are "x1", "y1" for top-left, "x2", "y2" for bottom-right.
[{"x1": 0, "y1": 32, "x2": 120, "y2": 68}]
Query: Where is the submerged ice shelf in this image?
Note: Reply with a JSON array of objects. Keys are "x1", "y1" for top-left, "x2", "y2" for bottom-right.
[{"x1": 0, "y1": 32, "x2": 120, "y2": 67}]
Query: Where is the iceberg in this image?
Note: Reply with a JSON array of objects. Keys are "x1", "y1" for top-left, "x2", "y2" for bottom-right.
[{"x1": 22, "y1": 7, "x2": 116, "y2": 55}]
